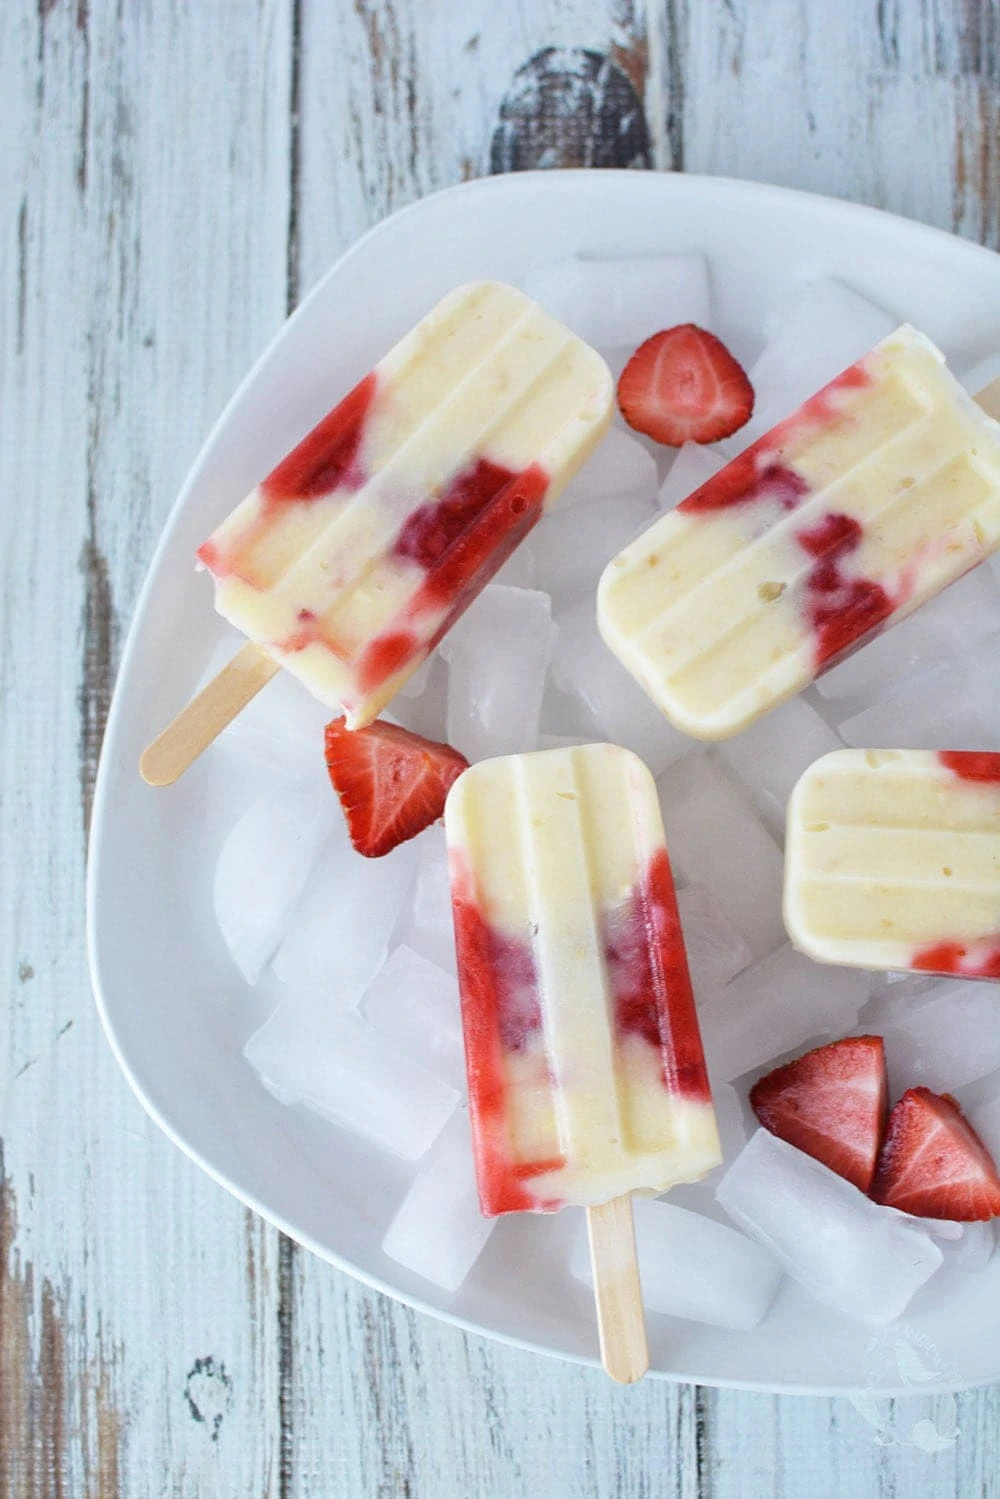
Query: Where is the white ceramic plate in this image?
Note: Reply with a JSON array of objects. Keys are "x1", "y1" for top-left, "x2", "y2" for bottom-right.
[{"x1": 88, "y1": 170, "x2": 1000, "y2": 1394}]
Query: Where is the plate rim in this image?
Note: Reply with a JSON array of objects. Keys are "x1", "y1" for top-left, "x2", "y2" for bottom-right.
[{"x1": 87, "y1": 167, "x2": 1000, "y2": 1396}]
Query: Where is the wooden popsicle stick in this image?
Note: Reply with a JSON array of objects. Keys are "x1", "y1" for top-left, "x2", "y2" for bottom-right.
[
  {"x1": 586, "y1": 1194, "x2": 649, "y2": 1385},
  {"x1": 139, "y1": 643, "x2": 279, "y2": 786},
  {"x1": 975, "y1": 376, "x2": 1000, "y2": 421}
]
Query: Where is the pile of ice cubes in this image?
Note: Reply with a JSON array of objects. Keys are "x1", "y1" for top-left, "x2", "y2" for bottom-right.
[{"x1": 210, "y1": 262, "x2": 1000, "y2": 1333}]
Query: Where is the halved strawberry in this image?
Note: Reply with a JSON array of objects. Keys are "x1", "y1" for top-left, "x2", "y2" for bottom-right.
[
  {"x1": 324, "y1": 718, "x2": 468, "y2": 858},
  {"x1": 617, "y1": 324, "x2": 754, "y2": 446},
  {"x1": 749, "y1": 1036, "x2": 888, "y2": 1192},
  {"x1": 870, "y1": 1088, "x2": 1000, "y2": 1221}
]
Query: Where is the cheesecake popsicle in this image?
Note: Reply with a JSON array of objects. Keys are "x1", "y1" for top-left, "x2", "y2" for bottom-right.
[
  {"x1": 598, "y1": 326, "x2": 1000, "y2": 740},
  {"x1": 141, "y1": 282, "x2": 612, "y2": 785},
  {"x1": 445, "y1": 743, "x2": 721, "y2": 1381},
  {"x1": 785, "y1": 749, "x2": 1000, "y2": 980}
]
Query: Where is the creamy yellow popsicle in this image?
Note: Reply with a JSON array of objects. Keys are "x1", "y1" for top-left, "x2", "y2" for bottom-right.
[
  {"x1": 785, "y1": 749, "x2": 1000, "y2": 979},
  {"x1": 198, "y1": 282, "x2": 613, "y2": 726},
  {"x1": 598, "y1": 326, "x2": 1000, "y2": 739},
  {"x1": 445, "y1": 743, "x2": 721, "y2": 1214}
]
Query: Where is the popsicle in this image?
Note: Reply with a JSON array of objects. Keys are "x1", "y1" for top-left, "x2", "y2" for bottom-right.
[
  {"x1": 598, "y1": 325, "x2": 1000, "y2": 740},
  {"x1": 445, "y1": 743, "x2": 721, "y2": 1380},
  {"x1": 785, "y1": 749, "x2": 1000, "y2": 979},
  {"x1": 141, "y1": 282, "x2": 613, "y2": 785}
]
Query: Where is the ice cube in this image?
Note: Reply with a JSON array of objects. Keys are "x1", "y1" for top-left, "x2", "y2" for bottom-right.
[
  {"x1": 737, "y1": 278, "x2": 896, "y2": 446},
  {"x1": 528, "y1": 490, "x2": 654, "y2": 599},
  {"x1": 552, "y1": 597, "x2": 689, "y2": 777},
  {"x1": 870, "y1": 981, "x2": 1000, "y2": 1097},
  {"x1": 716, "y1": 697, "x2": 842, "y2": 833},
  {"x1": 395, "y1": 825, "x2": 457, "y2": 974},
  {"x1": 656, "y1": 757, "x2": 786, "y2": 961},
  {"x1": 960, "y1": 352, "x2": 1000, "y2": 395},
  {"x1": 398, "y1": 654, "x2": 434, "y2": 700},
  {"x1": 558, "y1": 426, "x2": 658, "y2": 511},
  {"x1": 713, "y1": 1080, "x2": 750, "y2": 1167},
  {"x1": 970, "y1": 1085, "x2": 1000, "y2": 1162},
  {"x1": 676, "y1": 883, "x2": 753, "y2": 997},
  {"x1": 271, "y1": 823, "x2": 417, "y2": 1008},
  {"x1": 214, "y1": 786, "x2": 339, "y2": 984},
  {"x1": 539, "y1": 682, "x2": 604, "y2": 742},
  {"x1": 361, "y1": 945, "x2": 465, "y2": 1089},
  {"x1": 492, "y1": 544, "x2": 536, "y2": 590},
  {"x1": 947, "y1": 1221, "x2": 996, "y2": 1272},
  {"x1": 569, "y1": 1196, "x2": 781, "y2": 1330},
  {"x1": 539, "y1": 733, "x2": 592, "y2": 751},
  {"x1": 383, "y1": 656, "x2": 449, "y2": 743},
  {"x1": 698, "y1": 945, "x2": 869, "y2": 1081},
  {"x1": 657, "y1": 442, "x2": 729, "y2": 512},
  {"x1": 913, "y1": 1214, "x2": 965, "y2": 1242},
  {"x1": 839, "y1": 635, "x2": 1000, "y2": 750},
  {"x1": 196, "y1": 635, "x2": 333, "y2": 787},
  {"x1": 245, "y1": 1000, "x2": 459, "y2": 1160},
  {"x1": 524, "y1": 254, "x2": 711, "y2": 350},
  {"x1": 217, "y1": 675, "x2": 332, "y2": 784},
  {"x1": 441, "y1": 586, "x2": 556, "y2": 762},
  {"x1": 716, "y1": 1129, "x2": 943, "y2": 1323},
  {"x1": 381, "y1": 1107, "x2": 495, "y2": 1292},
  {"x1": 817, "y1": 566, "x2": 1000, "y2": 702}
]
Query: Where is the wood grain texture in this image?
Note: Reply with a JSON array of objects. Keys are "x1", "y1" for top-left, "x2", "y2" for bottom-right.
[
  {"x1": 1, "y1": 0, "x2": 291, "y2": 1491},
  {"x1": 5, "y1": 0, "x2": 1000, "y2": 1494},
  {"x1": 587, "y1": 1196, "x2": 649, "y2": 1385}
]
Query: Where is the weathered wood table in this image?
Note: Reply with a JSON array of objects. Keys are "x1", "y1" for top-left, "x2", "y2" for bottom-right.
[{"x1": 3, "y1": 2, "x2": 1000, "y2": 1493}]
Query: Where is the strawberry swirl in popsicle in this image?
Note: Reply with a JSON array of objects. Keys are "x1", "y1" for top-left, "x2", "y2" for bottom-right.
[
  {"x1": 598, "y1": 326, "x2": 1000, "y2": 739},
  {"x1": 785, "y1": 749, "x2": 1000, "y2": 979},
  {"x1": 446, "y1": 743, "x2": 720, "y2": 1215},
  {"x1": 198, "y1": 282, "x2": 613, "y2": 728}
]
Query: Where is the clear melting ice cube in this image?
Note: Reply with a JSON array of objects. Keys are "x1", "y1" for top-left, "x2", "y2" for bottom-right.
[
  {"x1": 569, "y1": 1195, "x2": 782, "y2": 1330},
  {"x1": 552, "y1": 597, "x2": 689, "y2": 777},
  {"x1": 382, "y1": 1107, "x2": 495, "y2": 1293},
  {"x1": 737, "y1": 277, "x2": 896, "y2": 447},
  {"x1": 558, "y1": 426, "x2": 658, "y2": 512},
  {"x1": 245, "y1": 1001, "x2": 459, "y2": 1161},
  {"x1": 271, "y1": 822, "x2": 417, "y2": 1009},
  {"x1": 362, "y1": 945, "x2": 466, "y2": 1090},
  {"x1": 676, "y1": 883, "x2": 753, "y2": 998},
  {"x1": 716, "y1": 1130, "x2": 943, "y2": 1324},
  {"x1": 214, "y1": 786, "x2": 339, "y2": 984},
  {"x1": 698, "y1": 945, "x2": 869, "y2": 1081},
  {"x1": 441, "y1": 585, "x2": 557, "y2": 762},
  {"x1": 657, "y1": 442, "x2": 729, "y2": 512},
  {"x1": 716, "y1": 696, "x2": 841, "y2": 833},
  {"x1": 524, "y1": 254, "x2": 711, "y2": 350},
  {"x1": 395, "y1": 825, "x2": 458, "y2": 975},
  {"x1": 657, "y1": 756, "x2": 786, "y2": 962}
]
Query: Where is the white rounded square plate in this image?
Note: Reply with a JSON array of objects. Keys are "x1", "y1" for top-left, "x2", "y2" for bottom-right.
[{"x1": 88, "y1": 170, "x2": 1000, "y2": 1394}]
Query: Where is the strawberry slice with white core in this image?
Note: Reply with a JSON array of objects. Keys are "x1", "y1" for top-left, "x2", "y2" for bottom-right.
[
  {"x1": 870, "y1": 1087, "x2": 1000, "y2": 1222},
  {"x1": 749, "y1": 1036, "x2": 888, "y2": 1192},
  {"x1": 325, "y1": 718, "x2": 468, "y2": 858},
  {"x1": 617, "y1": 324, "x2": 754, "y2": 446}
]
